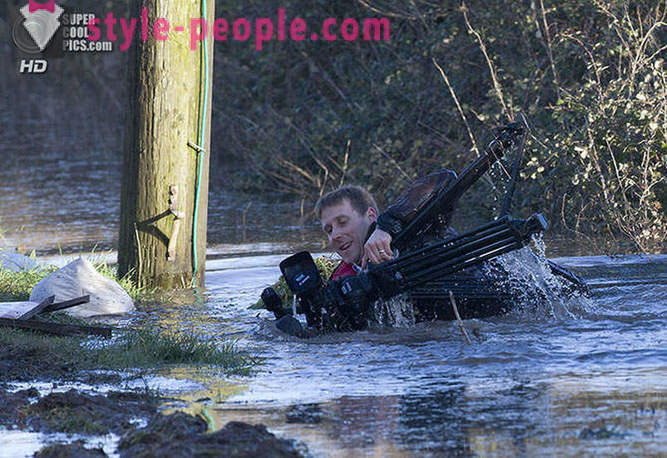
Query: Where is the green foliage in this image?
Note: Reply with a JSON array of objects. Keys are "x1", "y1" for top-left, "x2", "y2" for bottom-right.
[{"x1": 213, "y1": 0, "x2": 666, "y2": 253}]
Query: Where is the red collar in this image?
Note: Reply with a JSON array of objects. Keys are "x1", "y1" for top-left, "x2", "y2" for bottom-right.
[{"x1": 331, "y1": 261, "x2": 359, "y2": 280}]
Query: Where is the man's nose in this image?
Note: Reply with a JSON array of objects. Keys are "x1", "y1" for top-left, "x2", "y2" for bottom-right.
[{"x1": 331, "y1": 226, "x2": 343, "y2": 242}]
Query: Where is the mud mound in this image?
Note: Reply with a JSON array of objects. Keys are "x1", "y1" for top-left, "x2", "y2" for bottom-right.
[
  {"x1": 119, "y1": 411, "x2": 306, "y2": 457},
  {"x1": 24, "y1": 389, "x2": 157, "y2": 435},
  {"x1": 0, "y1": 388, "x2": 306, "y2": 457},
  {"x1": 0, "y1": 388, "x2": 38, "y2": 425},
  {"x1": 35, "y1": 440, "x2": 106, "y2": 458},
  {"x1": 0, "y1": 344, "x2": 72, "y2": 381}
]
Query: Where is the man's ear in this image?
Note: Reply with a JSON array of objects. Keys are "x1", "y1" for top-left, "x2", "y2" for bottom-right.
[{"x1": 366, "y1": 206, "x2": 378, "y2": 221}]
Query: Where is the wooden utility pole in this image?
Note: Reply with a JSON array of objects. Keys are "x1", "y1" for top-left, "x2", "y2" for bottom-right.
[{"x1": 118, "y1": 0, "x2": 214, "y2": 288}]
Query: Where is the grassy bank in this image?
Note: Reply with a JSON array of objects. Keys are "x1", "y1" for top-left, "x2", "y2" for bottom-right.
[
  {"x1": 0, "y1": 264, "x2": 255, "y2": 382},
  {"x1": 0, "y1": 263, "x2": 287, "y2": 456},
  {"x1": 0, "y1": 325, "x2": 254, "y2": 382}
]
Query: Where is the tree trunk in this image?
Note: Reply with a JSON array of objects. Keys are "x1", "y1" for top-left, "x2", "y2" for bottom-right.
[{"x1": 118, "y1": 0, "x2": 213, "y2": 289}]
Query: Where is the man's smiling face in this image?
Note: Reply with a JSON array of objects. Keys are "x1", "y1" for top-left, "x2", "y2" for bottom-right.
[{"x1": 320, "y1": 198, "x2": 376, "y2": 265}]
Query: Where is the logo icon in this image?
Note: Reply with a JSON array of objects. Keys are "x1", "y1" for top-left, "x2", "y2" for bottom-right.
[{"x1": 13, "y1": 1, "x2": 63, "y2": 53}]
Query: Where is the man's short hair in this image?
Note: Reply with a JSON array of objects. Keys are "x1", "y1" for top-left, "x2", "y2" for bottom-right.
[{"x1": 315, "y1": 185, "x2": 378, "y2": 218}]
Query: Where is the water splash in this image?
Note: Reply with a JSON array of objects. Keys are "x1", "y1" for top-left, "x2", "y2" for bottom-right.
[
  {"x1": 368, "y1": 293, "x2": 416, "y2": 328},
  {"x1": 486, "y1": 234, "x2": 597, "y2": 320}
]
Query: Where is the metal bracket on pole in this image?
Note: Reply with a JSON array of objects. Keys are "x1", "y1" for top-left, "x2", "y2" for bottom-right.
[
  {"x1": 167, "y1": 185, "x2": 186, "y2": 262},
  {"x1": 187, "y1": 141, "x2": 206, "y2": 155}
]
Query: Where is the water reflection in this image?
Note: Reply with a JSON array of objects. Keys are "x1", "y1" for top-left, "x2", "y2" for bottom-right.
[
  {"x1": 202, "y1": 368, "x2": 665, "y2": 457},
  {"x1": 0, "y1": 430, "x2": 120, "y2": 458},
  {"x1": 0, "y1": 244, "x2": 662, "y2": 456},
  {"x1": 27, "y1": 248, "x2": 664, "y2": 458},
  {"x1": 0, "y1": 146, "x2": 323, "y2": 255},
  {"x1": 0, "y1": 146, "x2": 642, "y2": 258}
]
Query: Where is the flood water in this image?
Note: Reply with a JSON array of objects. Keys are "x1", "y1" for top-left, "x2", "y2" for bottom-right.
[
  {"x1": 1, "y1": 147, "x2": 665, "y2": 456},
  {"x1": 184, "y1": 250, "x2": 665, "y2": 457}
]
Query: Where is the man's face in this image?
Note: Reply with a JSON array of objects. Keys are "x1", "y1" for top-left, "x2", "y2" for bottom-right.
[{"x1": 320, "y1": 199, "x2": 376, "y2": 265}]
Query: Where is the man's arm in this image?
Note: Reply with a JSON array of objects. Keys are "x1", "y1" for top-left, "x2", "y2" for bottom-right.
[{"x1": 378, "y1": 170, "x2": 458, "y2": 244}]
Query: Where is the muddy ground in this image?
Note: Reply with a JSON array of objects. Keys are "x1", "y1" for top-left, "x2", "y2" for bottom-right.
[
  {"x1": 0, "y1": 332, "x2": 307, "y2": 457},
  {"x1": 0, "y1": 386, "x2": 307, "y2": 457}
]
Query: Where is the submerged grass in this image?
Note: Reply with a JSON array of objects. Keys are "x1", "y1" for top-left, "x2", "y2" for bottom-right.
[
  {"x1": 93, "y1": 329, "x2": 255, "y2": 373},
  {"x1": 0, "y1": 323, "x2": 254, "y2": 381}
]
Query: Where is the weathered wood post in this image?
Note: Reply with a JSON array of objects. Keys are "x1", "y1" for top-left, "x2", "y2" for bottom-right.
[{"x1": 118, "y1": 0, "x2": 214, "y2": 288}]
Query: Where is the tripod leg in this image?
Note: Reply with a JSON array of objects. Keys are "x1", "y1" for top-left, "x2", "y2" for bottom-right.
[{"x1": 547, "y1": 260, "x2": 589, "y2": 294}]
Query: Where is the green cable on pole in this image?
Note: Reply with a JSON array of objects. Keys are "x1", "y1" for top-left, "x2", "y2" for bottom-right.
[{"x1": 192, "y1": 0, "x2": 209, "y2": 286}]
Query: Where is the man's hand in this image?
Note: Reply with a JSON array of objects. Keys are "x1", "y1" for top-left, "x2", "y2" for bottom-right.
[{"x1": 362, "y1": 228, "x2": 393, "y2": 268}]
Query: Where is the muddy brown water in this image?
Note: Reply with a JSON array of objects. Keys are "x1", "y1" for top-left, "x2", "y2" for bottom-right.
[{"x1": 0, "y1": 147, "x2": 665, "y2": 456}]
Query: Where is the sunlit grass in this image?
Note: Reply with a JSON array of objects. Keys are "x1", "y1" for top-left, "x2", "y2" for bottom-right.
[
  {"x1": 0, "y1": 261, "x2": 157, "y2": 304},
  {"x1": 0, "y1": 266, "x2": 58, "y2": 301},
  {"x1": 93, "y1": 329, "x2": 255, "y2": 373},
  {"x1": 0, "y1": 324, "x2": 255, "y2": 377},
  {"x1": 91, "y1": 261, "x2": 158, "y2": 303}
]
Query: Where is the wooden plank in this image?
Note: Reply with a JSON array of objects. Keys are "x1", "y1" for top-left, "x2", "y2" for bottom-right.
[
  {"x1": 0, "y1": 295, "x2": 90, "y2": 319},
  {"x1": 18, "y1": 296, "x2": 55, "y2": 320},
  {"x1": 41, "y1": 295, "x2": 90, "y2": 314},
  {"x1": 0, "y1": 317, "x2": 113, "y2": 338}
]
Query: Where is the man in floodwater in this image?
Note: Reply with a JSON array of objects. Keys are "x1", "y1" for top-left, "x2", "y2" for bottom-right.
[
  {"x1": 267, "y1": 185, "x2": 397, "y2": 337},
  {"x1": 315, "y1": 185, "x2": 394, "y2": 280},
  {"x1": 308, "y1": 173, "x2": 459, "y2": 331}
]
